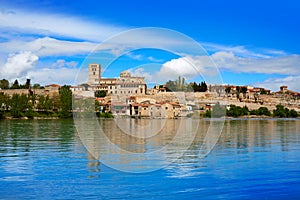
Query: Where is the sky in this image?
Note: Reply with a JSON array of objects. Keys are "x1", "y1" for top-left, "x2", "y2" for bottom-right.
[{"x1": 0, "y1": 0, "x2": 300, "y2": 91}]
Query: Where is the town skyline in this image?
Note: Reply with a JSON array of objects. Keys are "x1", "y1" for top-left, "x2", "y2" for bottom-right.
[{"x1": 0, "y1": 1, "x2": 300, "y2": 92}]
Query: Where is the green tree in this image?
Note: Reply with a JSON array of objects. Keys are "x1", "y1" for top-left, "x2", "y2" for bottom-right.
[
  {"x1": 11, "y1": 79, "x2": 20, "y2": 89},
  {"x1": 211, "y1": 103, "x2": 226, "y2": 118},
  {"x1": 165, "y1": 80, "x2": 176, "y2": 91},
  {"x1": 241, "y1": 86, "x2": 248, "y2": 98},
  {"x1": 59, "y1": 85, "x2": 72, "y2": 118},
  {"x1": 260, "y1": 89, "x2": 267, "y2": 95},
  {"x1": 225, "y1": 86, "x2": 231, "y2": 96},
  {"x1": 290, "y1": 109, "x2": 299, "y2": 118},
  {"x1": 44, "y1": 95, "x2": 52, "y2": 112},
  {"x1": 273, "y1": 104, "x2": 286, "y2": 118},
  {"x1": 95, "y1": 99, "x2": 100, "y2": 112},
  {"x1": 199, "y1": 81, "x2": 207, "y2": 92},
  {"x1": 25, "y1": 79, "x2": 31, "y2": 89},
  {"x1": 227, "y1": 105, "x2": 249, "y2": 117},
  {"x1": 10, "y1": 93, "x2": 28, "y2": 117},
  {"x1": 95, "y1": 90, "x2": 106, "y2": 97},
  {"x1": 0, "y1": 79, "x2": 9, "y2": 89},
  {"x1": 257, "y1": 107, "x2": 271, "y2": 116},
  {"x1": 37, "y1": 95, "x2": 46, "y2": 111}
]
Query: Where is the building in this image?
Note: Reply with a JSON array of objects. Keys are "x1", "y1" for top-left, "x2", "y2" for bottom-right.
[
  {"x1": 88, "y1": 63, "x2": 101, "y2": 84},
  {"x1": 87, "y1": 64, "x2": 146, "y2": 96}
]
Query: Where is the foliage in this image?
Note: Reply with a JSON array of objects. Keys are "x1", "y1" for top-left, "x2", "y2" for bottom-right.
[
  {"x1": 250, "y1": 107, "x2": 271, "y2": 116},
  {"x1": 0, "y1": 79, "x2": 9, "y2": 89},
  {"x1": 11, "y1": 79, "x2": 20, "y2": 89},
  {"x1": 95, "y1": 90, "x2": 106, "y2": 97},
  {"x1": 59, "y1": 85, "x2": 73, "y2": 118},
  {"x1": 33, "y1": 83, "x2": 44, "y2": 89},
  {"x1": 97, "y1": 112, "x2": 114, "y2": 118},
  {"x1": 211, "y1": 103, "x2": 226, "y2": 118},
  {"x1": 273, "y1": 104, "x2": 299, "y2": 118},
  {"x1": 164, "y1": 76, "x2": 194, "y2": 92},
  {"x1": 191, "y1": 81, "x2": 208, "y2": 92},
  {"x1": 227, "y1": 105, "x2": 249, "y2": 117},
  {"x1": 10, "y1": 94, "x2": 29, "y2": 118},
  {"x1": 260, "y1": 89, "x2": 267, "y2": 95},
  {"x1": 225, "y1": 86, "x2": 231, "y2": 95}
]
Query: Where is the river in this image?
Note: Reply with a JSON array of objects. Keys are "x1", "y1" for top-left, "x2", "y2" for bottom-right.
[{"x1": 0, "y1": 118, "x2": 300, "y2": 199}]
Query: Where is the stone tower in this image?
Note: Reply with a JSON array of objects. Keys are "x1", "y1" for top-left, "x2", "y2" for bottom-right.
[{"x1": 88, "y1": 63, "x2": 101, "y2": 84}]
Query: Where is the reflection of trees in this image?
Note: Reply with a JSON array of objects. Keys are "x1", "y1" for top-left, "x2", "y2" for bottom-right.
[{"x1": 0, "y1": 120, "x2": 75, "y2": 155}]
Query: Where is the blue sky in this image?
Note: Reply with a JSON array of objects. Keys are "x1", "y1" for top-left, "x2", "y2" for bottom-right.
[{"x1": 0, "y1": 0, "x2": 300, "y2": 91}]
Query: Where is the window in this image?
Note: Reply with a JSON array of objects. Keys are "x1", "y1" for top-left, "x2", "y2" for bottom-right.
[
  {"x1": 93, "y1": 72, "x2": 95, "y2": 75},
  {"x1": 144, "y1": 108, "x2": 147, "y2": 110},
  {"x1": 165, "y1": 107, "x2": 168, "y2": 110}
]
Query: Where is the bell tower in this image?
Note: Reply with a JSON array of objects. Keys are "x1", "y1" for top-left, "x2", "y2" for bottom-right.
[{"x1": 88, "y1": 63, "x2": 101, "y2": 84}]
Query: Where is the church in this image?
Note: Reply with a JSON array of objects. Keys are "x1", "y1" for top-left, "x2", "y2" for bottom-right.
[{"x1": 87, "y1": 63, "x2": 147, "y2": 96}]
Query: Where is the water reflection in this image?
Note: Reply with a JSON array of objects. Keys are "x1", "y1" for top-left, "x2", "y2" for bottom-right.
[{"x1": 1, "y1": 119, "x2": 300, "y2": 174}]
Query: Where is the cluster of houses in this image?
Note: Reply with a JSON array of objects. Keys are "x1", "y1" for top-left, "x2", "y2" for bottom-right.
[{"x1": 2, "y1": 63, "x2": 300, "y2": 118}]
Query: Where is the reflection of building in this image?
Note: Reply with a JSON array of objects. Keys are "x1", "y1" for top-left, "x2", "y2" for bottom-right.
[{"x1": 87, "y1": 63, "x2": 147, "y2": 96}]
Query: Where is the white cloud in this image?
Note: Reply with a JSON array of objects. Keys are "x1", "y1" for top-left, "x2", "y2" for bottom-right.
[
  {"x1": 157, "y1": 55, "x2": 218, "y2": 81},
  {"x1": 255, "y1": 76, "x2": 300, "y2": 92},
  {"x1": 0, "y1": 51, "x2": 38, "y2": 81},
  {"x1": 202, "y1": 42, "x2": 288, "y2": 58},
  {"x1": 0, "y1": 8, "x2": 125, "y2": 42},
  {"x1": 211, "y1": 52, "x2": 300, "y2": 75},
  {"x1": 51, "y1": 59, "x2": 78, "y2": 69},
  {"x1": 0, "y1": 37, "x2": 97, "y2": 56},
  {"x1": 27, "y1": 67, "x2": 85, "y2": 86}
]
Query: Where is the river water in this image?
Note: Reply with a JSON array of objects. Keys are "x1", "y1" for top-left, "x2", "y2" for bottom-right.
[{"x1": 0, "y1": 118, "x2": 300, "y2": 199}]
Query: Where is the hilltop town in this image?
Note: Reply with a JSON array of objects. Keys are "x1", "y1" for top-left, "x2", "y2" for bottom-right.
[{"x1": 1, "y1": 63, "x2": 300, "y2": 118}]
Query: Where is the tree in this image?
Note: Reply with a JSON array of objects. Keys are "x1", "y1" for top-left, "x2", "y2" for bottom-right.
[
  {"x1": 165, "y1": 80, "x2": 176, "y2": 91},
  {"x1": 33, "y1": 83, "x2": 44, "y2": 89},
  {"x1": 260, "y1": 89, "x2": 267, "y2": 95},
  {"x1": 95, "y1": 100, "x2": 100, "y2": 112},
  {"x1": 37, "y1": 95, "x2": 46, "y2": 111},
  {"x1": 10, "y1": 93, "x2": 29, "y2": 117},
  {"x1": 273, "y1": 104, "x2": 286, "y2": 118},
  {"x1": 257, "y1": 107, "x2": 271, "y2": 116},
  {"x1": 11, "y1": 79, "x2": 20, "y2": 89},
  {"x1": 0, "y1": 79, "x2": 9, "y2": 89},
  {"x1": 225, "y1": 86, "x2": 231, "y2": 96},
  {"x1": 25, "y1": 79, "x2": 31, "y2": 89},
  {"x1": 95, "y1": 90, "x2": 106, "y2": 97},
  {"x1": 59, "y1": 85, "x2": 72, "y2": 118},
  {"x1": 211, "y1": 103, "x2": 226, "y2": 118},
  {"x1": 227, "y1": 105, "x2": 249, "y2": 117},
  {"x1": 241, "y1": 86, "x2": 248, "y2": 98},
  {"x1": 199, "y1": 81, "x2": 207, "y2": 92},
  {"x1": 290, "y1": 109, "x2": 299, "y2": 118},
  {"x1": 44, "y1": 95, "x2": 53, "y2": 112}
]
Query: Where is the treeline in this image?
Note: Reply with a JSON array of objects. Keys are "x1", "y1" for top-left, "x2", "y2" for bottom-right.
[
  {"x1": 158, "y1": 76, "x2": 208, "y2": 92},
  {"x1": 0, "y1": 79, "x2": 44, "y2": 89},
  {"x1": 0, "y1": 85, "x2": 72, "y2": 119},
  {"x1": 203, "y1": 104, "x2": 299, "y2": 118}
]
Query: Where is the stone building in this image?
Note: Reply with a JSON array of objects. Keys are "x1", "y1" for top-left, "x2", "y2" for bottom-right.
[{"x1": 87, "y1": 64, "x2": 146, "y2": 97}]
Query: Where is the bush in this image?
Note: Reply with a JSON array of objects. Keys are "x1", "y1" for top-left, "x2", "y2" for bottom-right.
[
  {"x1": 227, "y1": 105, "x2": 249, "y2": 117},
  {"x1": 273, "y1": 104, "x2": 299, "y2": 118}
]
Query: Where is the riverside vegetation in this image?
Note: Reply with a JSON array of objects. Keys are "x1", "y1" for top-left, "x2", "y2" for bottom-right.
[
  {"x1": 0, "y1": 85, "x2": 73, "y2": 119},
  {"x1": 200, "y1": 104, "x2": 299, "y2": 118}
]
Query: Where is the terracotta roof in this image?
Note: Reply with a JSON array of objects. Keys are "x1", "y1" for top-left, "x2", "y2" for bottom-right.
[{"x1": 45, "y1": 84, "x2": 60, "y2": 87}]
